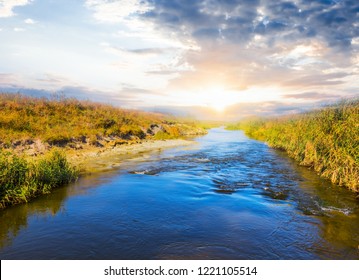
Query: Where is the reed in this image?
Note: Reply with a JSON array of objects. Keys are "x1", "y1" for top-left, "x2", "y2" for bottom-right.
[
  {"x1": 0, "y1": 150, "x2": 78, "y2": 208},
  {"x1": 229, "y1": 99, "x2": 359, "y2": 192}
]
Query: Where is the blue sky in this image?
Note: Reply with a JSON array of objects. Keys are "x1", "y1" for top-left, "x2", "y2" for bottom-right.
[{"x1": 0, "y1": 0, "x2": 358, "y2": 119}]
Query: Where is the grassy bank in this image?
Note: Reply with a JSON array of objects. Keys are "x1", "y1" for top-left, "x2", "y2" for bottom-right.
[
  {"x1": 228, "y1": 99, "x2": 359, "y2": 192},
  {"x1": 0, "y1": 93, "x2": 207, "y2": 208},
  {"x1": 0, "y1": 93, "x2": 205, "y2": 148}
]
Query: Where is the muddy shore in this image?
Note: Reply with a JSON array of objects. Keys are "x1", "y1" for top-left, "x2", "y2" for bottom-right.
[{"x1": 66, "y1": 139, "x2": 197, "y2": 174}]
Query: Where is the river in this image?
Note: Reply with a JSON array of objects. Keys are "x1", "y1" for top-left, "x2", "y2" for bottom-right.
[{"x1": 0, "y1": 128, "x2": 358, "y2": 259}]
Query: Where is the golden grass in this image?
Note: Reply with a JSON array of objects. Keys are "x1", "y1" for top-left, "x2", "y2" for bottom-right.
[{"x1": 0, "y1": 93, "x2": 205, "y2": 146}]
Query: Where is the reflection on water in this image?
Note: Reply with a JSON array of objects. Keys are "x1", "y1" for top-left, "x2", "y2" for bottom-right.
[
  {"x1": 0, "y1": 128, "x2": 358, "y2": 259},
  {"x1": 0, "y1": 184, "x2": 67, "y2": 249}
]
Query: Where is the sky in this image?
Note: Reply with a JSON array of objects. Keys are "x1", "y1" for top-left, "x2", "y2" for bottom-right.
[{"x1": 0, "y1": 0, "x2": 358, "y2": 120}]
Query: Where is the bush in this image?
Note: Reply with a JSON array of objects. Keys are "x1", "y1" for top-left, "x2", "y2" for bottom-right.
[{"x1": 34, "y1": 150, "x2": 78, "y2": 192}]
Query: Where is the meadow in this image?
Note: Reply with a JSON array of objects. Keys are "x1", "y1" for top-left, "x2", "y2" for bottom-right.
[{"x1": 227, "y1": 99, "x2": 359, "y2": 192}]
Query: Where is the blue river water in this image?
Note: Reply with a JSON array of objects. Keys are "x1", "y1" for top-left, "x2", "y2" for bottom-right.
[{"x1": 0, "y1": 128, "x2": 358, "y2": 259}]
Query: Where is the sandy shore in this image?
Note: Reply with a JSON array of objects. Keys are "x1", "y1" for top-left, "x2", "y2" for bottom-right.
[{"x1": 67, "y1": 139, "x2": 197, "y2": 174}]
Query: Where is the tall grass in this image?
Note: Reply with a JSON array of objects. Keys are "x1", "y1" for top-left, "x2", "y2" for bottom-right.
[
  {"x1": 229, "y1": 99, "x2": 359, "y2": 192},
  {"x1": 0, "y1": 150, "x2": 78, "y2": 208}
]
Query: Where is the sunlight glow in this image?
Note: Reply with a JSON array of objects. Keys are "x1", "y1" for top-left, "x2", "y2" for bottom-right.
[
  {"x1": 200, "y1": 86, "x2": 238, "y2": 112},
  {"x1": 172, "y1": 86, "x2": 285, "y2": 112}
]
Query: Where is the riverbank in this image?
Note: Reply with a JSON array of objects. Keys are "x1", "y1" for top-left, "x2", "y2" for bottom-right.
[
  {"x1": 2, "y1": 127, "x2": 359, "y2": 260},
  {"x1": 0, "y1": 138, "x2": 196, "y2": 209},
  {"x1": 67, "y1": 138, "x2": 196, "y2": 174},
  {"x1": 227, "y1": 99, "x2": 359, "y2": 193},
  {"x1": 0, "y1": 93, "x2": 206, "y2": 208}
]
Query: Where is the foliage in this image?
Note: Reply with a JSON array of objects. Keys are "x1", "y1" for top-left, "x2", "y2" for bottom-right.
[{"x1": 228, "y1": 99, "x2": 359, "y2": 192}]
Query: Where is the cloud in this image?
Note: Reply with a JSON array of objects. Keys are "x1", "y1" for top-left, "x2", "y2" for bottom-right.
[
  {"x1": 283, "y1": 72, "x2": 351, "y2": 87},
  {"x1": 35, "y1": 73, "x2": 73, "y2": 88},
  {"x1": 145, "y1": 105, "x2": 219, "y2": 120},
  {"x1": 0, "y1": 0, "x2": 32, "y2": 18},
  {"x1": 136, "y1": 0, "x2": 359, "y2": 94},
  {"x1": 127, "y1": 48, "x2": 174, "y2": 55},
  {"x1": 13, "y1": 27, "x2": 25, "y2": 32},
  {"x1": 2, "y1": 0, "x2": 358, "y2": 117},
  {"x1": 224, "y1": 101, "x2": 317, "y2": 120},
  {"x1": 145, "y1": 70, "x2": 180, "y2": 76},
  {"x1": 85, "y1": 0, "x2": 151, "y2": 23},
  {"x1": 24, "y1": 18, "x2": 36, "y2": 24},
  {"x1": 105, "y1": 45, "x2": 176, "y2": 57},
  {"x1": 119, "y1": 86, "x2": 165, "y2": 96},
  {"x1": 0, "y1": 73, "x2": 21, "y2": 87},
  {"x1": 283, "y1": 92, "x2": 343, "y2": 100}
]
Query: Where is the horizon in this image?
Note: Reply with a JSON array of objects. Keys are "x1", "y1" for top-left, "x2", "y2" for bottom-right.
[{"x1": 0, "y1": 0, "x2": 358, "y2": 120}]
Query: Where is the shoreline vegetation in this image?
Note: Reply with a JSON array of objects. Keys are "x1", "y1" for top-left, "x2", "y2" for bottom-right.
[
  {"x1": 0, "y1": 93, "x2": 208, "y2": 208},
  {"x1": 227, "y1": 99, "x2": 359, "y2": 193}
]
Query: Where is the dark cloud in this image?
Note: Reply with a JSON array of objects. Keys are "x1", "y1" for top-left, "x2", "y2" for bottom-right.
[
  {"x1": 142, "y1": 0, "x2": 358, "y2": 50},
  {"x1": 139, "y1": 0, "x2": 358, "y2": 94}
]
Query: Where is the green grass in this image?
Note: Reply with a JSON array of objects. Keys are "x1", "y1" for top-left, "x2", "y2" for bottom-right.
[
  {"x1": 228, "y1": 99, "x2": 359, "y2": 192},
  {"x1": 0, "y1": 150, "x2": 78, "y2": 208}
]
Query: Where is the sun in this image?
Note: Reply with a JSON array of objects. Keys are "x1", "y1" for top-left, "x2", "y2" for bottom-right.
[
  {"x1": 206, "y1": 99, "x2": 229, "y2": 112},
  {"x1": 174, "y1": 85, "x2": 242, "y2": 112},
  {"x1": 171, "y1": 86, "x2": 285, "y2": 112},
  {"x1": 202, "y1": 86, "x2": 286, "y2": 112},
  {"x1": 195, "y1": 86, "x2": 241, "y2": 112}
]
